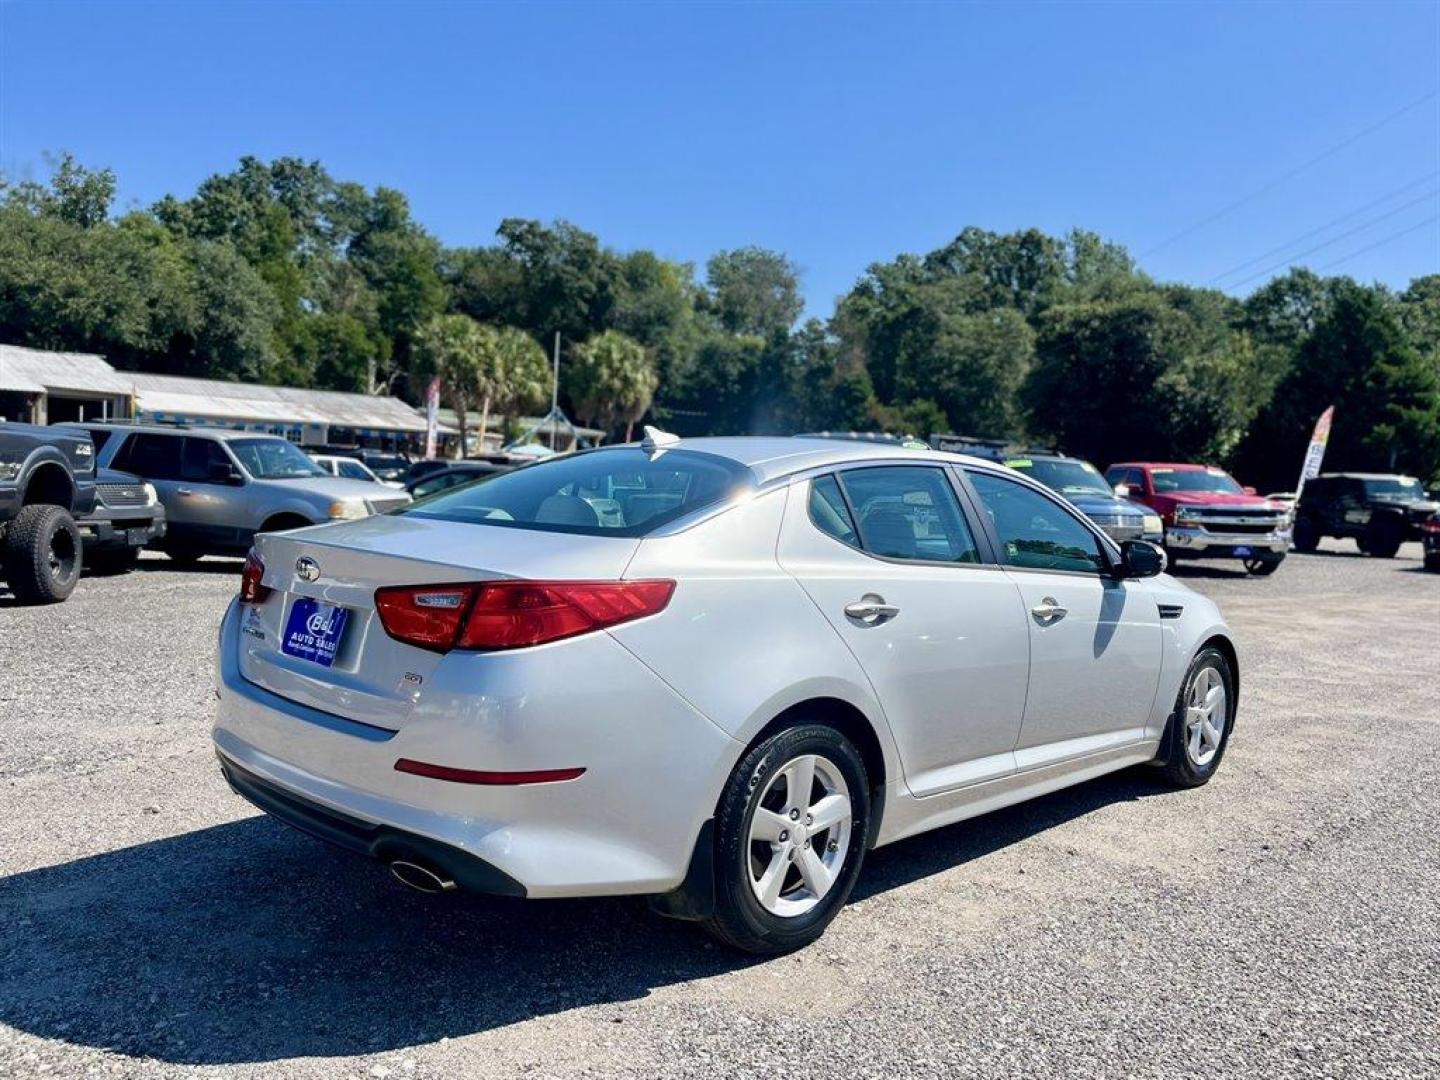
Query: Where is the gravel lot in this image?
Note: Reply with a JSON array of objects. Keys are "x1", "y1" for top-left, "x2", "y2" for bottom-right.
[{"x1": 2, "y1": 541, "x2": 1437, "y2": 1079}]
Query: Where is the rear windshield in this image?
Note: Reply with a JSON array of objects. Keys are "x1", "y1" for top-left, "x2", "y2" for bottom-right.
[{"x1": 402, "y1": 447, "x2": 754, "y2": 536}]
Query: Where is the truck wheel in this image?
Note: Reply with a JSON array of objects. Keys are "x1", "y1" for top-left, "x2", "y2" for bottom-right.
[
  {"x1": 165, "y1": 549, "x2": 203, "y2": 566},
  {"x1": 1363, "y1": 517, "x2": 1403, "y2": 559},
  {"x1": 1291, "y1": 517, "x2": 1320, "y2": 553},
  {"x1": 4, "y1": 505, "x2": 82, "y2": 604},
  {"x1": 1243, "y1": 555, "x2": 1283, "y2": 576}
]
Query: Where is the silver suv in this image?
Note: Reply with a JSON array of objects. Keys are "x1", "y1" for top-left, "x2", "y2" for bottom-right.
[{"x1": 64, "y1": 424, "x2": 410, "y2": 562}]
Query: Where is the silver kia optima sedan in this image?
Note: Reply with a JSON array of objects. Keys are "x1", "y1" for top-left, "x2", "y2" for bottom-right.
[{"x1": 214, "y1": 432, "x2": 1238, "y2": 953}]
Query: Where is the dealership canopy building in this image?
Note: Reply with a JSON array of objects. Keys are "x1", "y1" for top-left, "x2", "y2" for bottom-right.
[{"x1": 1, "y1": 344, "x2": 446, "y2": 449}]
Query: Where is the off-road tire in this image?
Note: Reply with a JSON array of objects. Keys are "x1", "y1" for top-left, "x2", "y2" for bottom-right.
[
  {"x1": 700, "y1": 724, "x2": 871, "y2": 955},
  {"x1": 1291, "y1": 517, "x2": 1320, "y2": 553},
  {"x1": 1155, "y1": 646, "x2": 1236, "y2": 788},
  {"x1": 1363, "y1": 516, "x2": 1403, "y2": 559},
  {"x1": 4, "y1": 504, "x2": 82, "y2": 604}
]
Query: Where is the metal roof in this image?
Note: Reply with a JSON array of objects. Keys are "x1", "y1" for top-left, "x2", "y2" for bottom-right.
[
  {"x1": 129, "y1": 373, "x2": 443, "y2": 433},
  {"x1": 0, "y1": 344, "x2": 134, "y2": 395}
]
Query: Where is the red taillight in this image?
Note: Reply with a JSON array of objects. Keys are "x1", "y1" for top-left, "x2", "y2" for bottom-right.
[
  {"x1": 394, "y1": 759, "x2": 585, "y2": 785},
  {"x1": 373, "y1": 579, "x2": 675, "y2": 653},
  {"x1": 240, "y1": 550, "x2": 271, "y2": 604},
  {"x1": 1423, "y1": 516, "x2": 1440, "y2": 535}
]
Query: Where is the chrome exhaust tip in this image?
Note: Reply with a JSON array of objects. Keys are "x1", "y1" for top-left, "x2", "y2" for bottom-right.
[{"x1": 389, "y1": 859, "x2": 458, "y2": 894}]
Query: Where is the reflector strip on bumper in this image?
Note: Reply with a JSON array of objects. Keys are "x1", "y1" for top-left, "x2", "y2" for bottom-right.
[{"x1": 394, "y1": 758, "x2": 586, "y2": 785}]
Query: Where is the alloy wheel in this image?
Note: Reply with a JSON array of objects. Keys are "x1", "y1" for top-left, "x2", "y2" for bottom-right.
[
  {"x1": 1184, "y1": 665, "x2": 1228, "y2": 767},
  {"x1": 747, "y1": 753, "x2": 852, "y2": 917}
]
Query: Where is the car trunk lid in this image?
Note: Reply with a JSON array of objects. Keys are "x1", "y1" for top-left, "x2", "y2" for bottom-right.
[{"x1": 236, "y1": 514, "x2": 641, "y2": 730}]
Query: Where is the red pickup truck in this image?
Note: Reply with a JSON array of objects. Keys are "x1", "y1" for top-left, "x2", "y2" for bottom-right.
[{"x1": 1103, "y1": 462, "x2": 1290, "y2": 576}]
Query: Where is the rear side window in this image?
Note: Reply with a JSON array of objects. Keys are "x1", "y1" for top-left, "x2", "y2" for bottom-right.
[
  {"x1": 404, "y1": 448, "x2": 753, "y2": 537},
  {"x1": 808, "y1": 475, "x2": 860, "y2": 548},
  {"x1": 836, "y1": 466, "x2": 980, "y2": 563},
  {"x1": 111, "y1": 433, "x2": 183, "y2": 480}
]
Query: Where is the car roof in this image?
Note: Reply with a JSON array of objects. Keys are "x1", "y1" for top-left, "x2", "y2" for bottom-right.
[
  {"x1": 62, "y1": 421, "x2": 285, "y2": 442},
  {"x1": 1108, "y1": 462, "x2": 1218, "y2": 471},
  {"x1": 586, "y1": 435, "x2": 1001, "y2": 486},
  {"x1": 1316, "y1": 472, "x2": 1417, "y2": 481}
]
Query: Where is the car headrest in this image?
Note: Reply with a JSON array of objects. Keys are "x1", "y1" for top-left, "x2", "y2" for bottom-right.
[{"x1": 534, "y1": 494, "x2": 601, "y2": 527}]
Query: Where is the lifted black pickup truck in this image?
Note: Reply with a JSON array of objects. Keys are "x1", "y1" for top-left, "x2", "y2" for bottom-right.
[{"x1": 0, "y1": 422, "x2": 97, "y2": 603}]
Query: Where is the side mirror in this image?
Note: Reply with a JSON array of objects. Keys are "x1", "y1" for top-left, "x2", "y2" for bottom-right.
[
  {"x1": 1242, "y1": 485, "x2": 1258, "y2": 496},
  {"x1": 1113, "y1": 483, "x2": 1130, "y2": 498},
  {"x1": 1115, "y1": 539, "x2": 1166, "y2": 579},
  {"x1": 209, "y1": 462, "x2": 244, "y2": 485}
]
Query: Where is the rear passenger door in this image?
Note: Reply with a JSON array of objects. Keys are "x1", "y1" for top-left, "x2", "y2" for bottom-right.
[
  {"x1": 111, "y1": 432, "x2": 188, "y2": 544},
  {"x1": 777, "y1": 465, "x2": 1031, "y2": 796},
  {"x1": 964, "y1": 469, "x2": 1162, "y2": 766}
]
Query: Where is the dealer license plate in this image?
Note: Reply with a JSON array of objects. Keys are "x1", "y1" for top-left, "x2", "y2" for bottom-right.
[{"x1": 281, "y1": 598, "x2": 350, "y2": 668}]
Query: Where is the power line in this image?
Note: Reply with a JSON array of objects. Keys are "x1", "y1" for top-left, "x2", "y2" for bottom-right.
[
  {"x1": 1206, "y1": 171, "x2": 1440, "y2": 283},
  {"x1": 1314, "y1": 215, "x2": 1438, "y2": 273},
  {"x1": 1223, "y1": 188, "x2": 1440, "y2": 289},
  {"x1": 1139, "y1": 87, "x2": 1439, "y2": 258}
]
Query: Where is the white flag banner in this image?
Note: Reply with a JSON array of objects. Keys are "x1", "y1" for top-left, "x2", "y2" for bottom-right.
[{"x1": 1295, "y1": 405, "x2": 1335, "y2": 496}]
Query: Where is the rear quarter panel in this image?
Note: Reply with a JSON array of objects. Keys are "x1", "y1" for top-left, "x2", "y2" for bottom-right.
[{"x1": 610, "y1": 485, "x2": 902, "y2": 783}]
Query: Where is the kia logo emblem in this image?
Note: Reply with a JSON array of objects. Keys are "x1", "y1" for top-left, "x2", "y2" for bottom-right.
[{"x1": 295, "y1": 556, "x2": 320, "y2": 582}]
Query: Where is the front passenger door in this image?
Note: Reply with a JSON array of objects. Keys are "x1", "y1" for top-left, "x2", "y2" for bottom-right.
[{"x1": 965, "y1": 470, "x2": 1162, "y2": 767}]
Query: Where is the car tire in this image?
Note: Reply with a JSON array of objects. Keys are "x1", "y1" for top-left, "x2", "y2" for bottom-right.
[
  {"x1": 1291, "y1": 517, "x2": 1320, "y2": 553},
  {"x1": 1363, "y1": 517, "x2": 1403, "y2": 559},
  {"x1": 1155, "y1": 646, "x2": 1236, "y2": 788},
  {"x1": 86, "y1": 547, "x2": 141, "y2": 575},
  {"x1": 700, "y1": 723, "x2": 872, "y2": 955},
  {"x1": 4, "y1": 504, "x2": 82, "y2": 604},
  {"x1": 1243, "y1": 555, "x2": 1283, "y2": 576},
  {"x1": 1425, "y1": 551, "x2": 1440, "y2": 572},
  {"x1": 165, "y1": 548, "x2": 203, "y2": 565}
]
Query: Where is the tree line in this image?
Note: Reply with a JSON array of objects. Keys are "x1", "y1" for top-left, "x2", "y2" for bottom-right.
[{"x1": 2, "y1": 154, "x2": 1436, "y2": 490}]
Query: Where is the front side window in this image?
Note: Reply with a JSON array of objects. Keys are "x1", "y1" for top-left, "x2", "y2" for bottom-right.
[
  {"x1": 404, "y1": 447, "x2": 753, "y2": 537},
  {"x1": 1362, "y1": 477, "x2": 1424, "y2": 500},
  {"x1": 181, "y1": 437, "x2": 234, "y2": 482},
  {"x1": 227, "y1": 438, "x2": 327, "y2": 480},
  {"x1": 969, "y1": 471, "x2": 1107, "y2": 574},
  {"x1": 836, "y1": 466, "x2": 980, "y2": 563}
]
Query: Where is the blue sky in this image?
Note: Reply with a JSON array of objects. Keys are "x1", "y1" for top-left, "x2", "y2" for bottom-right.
[{"x1": 2, "y1": 1, "x2": 1437, "y2": 317}]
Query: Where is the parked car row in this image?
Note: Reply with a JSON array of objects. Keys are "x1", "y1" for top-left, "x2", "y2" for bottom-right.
[
  {"x1": 0, "y1": 421, "x2": 418, "y2": 604},
  {"x1": 927, "y1": 434, "x2": 1438, "y2": 577}
]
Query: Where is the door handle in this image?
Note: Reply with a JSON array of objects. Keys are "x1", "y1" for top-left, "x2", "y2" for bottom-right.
[
  {"x1": 845, "y1": 595, "x2": 900, "y2": 624},
  {"x1": 1030, "y1": 597, "x2": 1068, "y2": 623}
]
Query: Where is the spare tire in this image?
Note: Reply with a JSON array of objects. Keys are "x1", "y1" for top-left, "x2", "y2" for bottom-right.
[{"x1": 4, "y1": 504, "x2": 82, "y2": 604}]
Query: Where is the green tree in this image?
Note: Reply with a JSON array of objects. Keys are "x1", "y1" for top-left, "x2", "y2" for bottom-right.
[
  {"x1": 493, "y1": 326, "x2": 550, "y2": 440},
  {"x1": 414, "y1": 314, "x2": 494, "y2": 456},
  {"x1": 705, "y1": 247, "x2": 803, "y2": 337},
  {"x1": 568, "y1": 330, "x2": 658, "y2": 441},
  {"x1": 1235, "y1": 282, "x2": 1440, "y2": 489},
  {"x1": 895, "y1": 308, "x2": 1034, "y2": 439}
]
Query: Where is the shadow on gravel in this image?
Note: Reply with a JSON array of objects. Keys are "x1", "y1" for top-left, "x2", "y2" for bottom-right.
[
  {"x1": 0, "y1": 768, "x2": 1171, "y2": 1065},
  {"x1": 131, "y1": 556, "x2": 244, "y2": 575}
]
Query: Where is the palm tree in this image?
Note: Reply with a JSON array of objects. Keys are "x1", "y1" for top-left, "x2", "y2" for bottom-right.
[{"x1": 569, "y1": 330, "x2": 658, "y2": 441}]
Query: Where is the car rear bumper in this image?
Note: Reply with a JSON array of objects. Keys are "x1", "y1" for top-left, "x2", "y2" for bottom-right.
[
  {"x1": 213, "y1": 598, "x2": 740, "y2": 898},
  {"x1": 1165, "y1": 525, "x2": 1288, "y2": 557}
]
